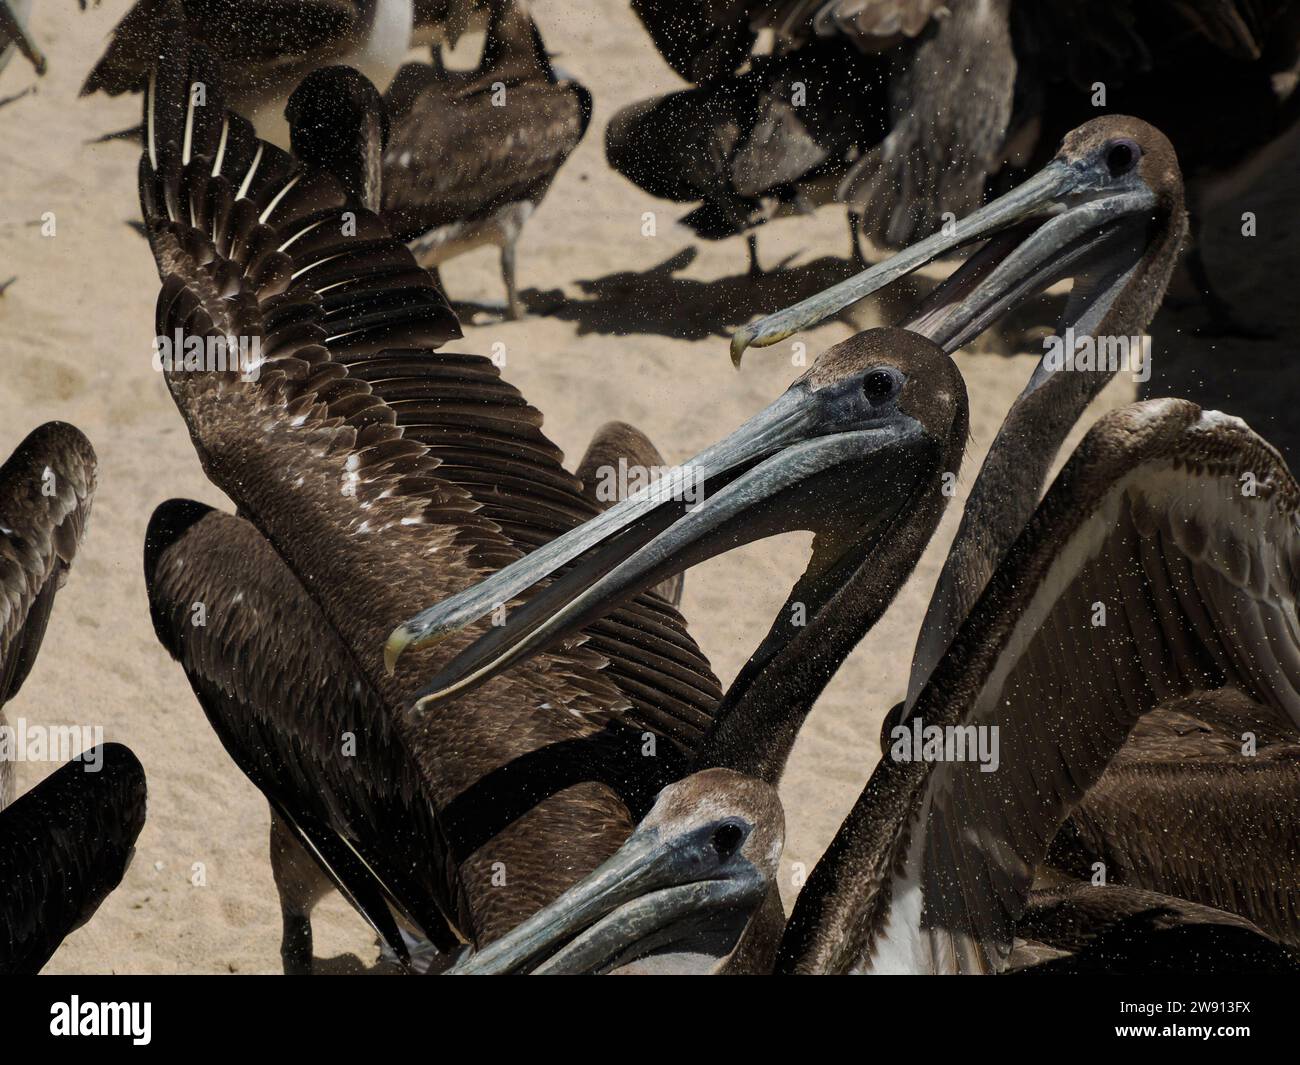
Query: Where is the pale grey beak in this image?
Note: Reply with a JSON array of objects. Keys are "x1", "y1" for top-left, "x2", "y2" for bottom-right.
[
  {"x1": 731, "y1": 157, "x2": 1159, "y2": 361},
  {"x1": 446, "y1": 828, "x2": 764, "y2": 975}
]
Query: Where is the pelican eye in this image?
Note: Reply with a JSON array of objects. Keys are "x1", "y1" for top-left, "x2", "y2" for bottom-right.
[
  {"x1": 1106, "y1": 139, "x2": 1140, "y2": 177},
  {"x1": 710, "y1": 821, "x2": 745, "y2": 860},
  {"x1": 863, "y1": 369, "x2": 899, "y2": 404}
]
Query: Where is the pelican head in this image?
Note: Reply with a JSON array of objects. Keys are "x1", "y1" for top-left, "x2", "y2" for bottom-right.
[
  {"x1": 446, "y1": 769, "x2": 783, "y2": 974},
  {"x1": 385, "y1": 327, "x2": 966, "y2": 706},
  {"x1": 731, "y1": 115, "x2": 1184, "y2": 362}
]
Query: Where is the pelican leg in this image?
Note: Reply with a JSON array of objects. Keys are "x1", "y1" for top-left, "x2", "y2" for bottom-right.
[
  {"x1": 746, "y1": 234, "x2": 762, "y2": 278},
  {"x1": 269, "y1": 811, "x2": 331, "y2": 975},
  {"x1": 0, "y1": 1, "x2": 46, "y2": 76},
  {"x1": 847, "y1": 210, "x2": 868, "y2": 269},
  {"x1": 500, "y1": 237, "x2": 522, "y2": 320}
]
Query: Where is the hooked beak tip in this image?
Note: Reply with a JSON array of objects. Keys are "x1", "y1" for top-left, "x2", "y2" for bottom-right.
[
  {"x1": 409, "y1": 691, "x2": 439, "y2": 717},
  {"x1": 383, "y1": 627, "x2": 413, "y2": 675},
  {"x1": 729, "y1": 332, "x2": 749, "y2": 368}
]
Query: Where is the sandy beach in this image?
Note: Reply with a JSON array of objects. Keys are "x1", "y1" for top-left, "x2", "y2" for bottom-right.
[{"x1": 2, "y1": 1, "x2": 1292, "y2": 974}]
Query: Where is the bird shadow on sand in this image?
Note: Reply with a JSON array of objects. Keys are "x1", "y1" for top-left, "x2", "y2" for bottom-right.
[
  {"x1": 524, "y1": 246, "x2": 866, "y2": 342},
  {"x1": 308, "y1": 952, "x2": 406, "y2": 975}
]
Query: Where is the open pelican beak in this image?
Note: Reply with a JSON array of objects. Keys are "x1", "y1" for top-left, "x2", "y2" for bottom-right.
[
  {"x1": 385, "y1": 382, "x2": 928, "y2": 708},
  {"x1": 730, "y1": 156, "x2": 1160, "y2": 362},
  {"x1": 445, "y1": 826, "x2": 765, "y2": 975}
]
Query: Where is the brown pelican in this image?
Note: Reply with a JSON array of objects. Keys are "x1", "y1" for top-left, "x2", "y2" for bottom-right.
[
  {"x1": 0, "y1": 0, "x2": 44, "y2": 78},
  {"x1": 606, "y1": 36, "x2": 887, "y2": 275},
  {"x1": 84, "y1": 0, "x2": 431, "y2": 141},
  {"x1": 447, "y1": 768, "x2": 784, "y2": 974},
  {"x1": 732, "y1": 116, "x2": 1189, "y2": 707},
  {"x1": 381, "y1": 0, "x2": 591, "y2": 318},
  {"x1": 0, "y1": 744, "x2": 147, "y2": 974},
  {"x1": 398, "y1": 115, "x2": 1300, "y2": 965},
  {"x1": 444, "y1": 398, "x2": 1300, "y2": 973},
  {"x1": 385, "y1": 325, "x2": 969, "y2": 777},
  {"x1": 730, "y1": 115, "x2": 1300, "y2": 942},
  {"x1": 1, "y1": 423, "x2": 97, "y2": 809},
  {"x1": 778, "y1": 398, "x2": 1300, "y2": 972},
  {"x1": 1046, "y1": 689, "x2": 1300, "y2": 947},
  {"x1": 395, "y1": 115, "x2": 1182, "y2": 726},
  {"x1": 610, "y1": 2, "x2": 1008, "y2": 264},
  {"x1": 450, "y1": 795, "x2": 1300, "y2": 975},
  {"x1": 134, "y1": 39, "x2": 738, "y2": 970},
  {"x1": 626, "y1": 0, "x2": 946, "y2": 86},
  {"x1": 0, "y1": 426, "x2": 139, "y2": 975}
]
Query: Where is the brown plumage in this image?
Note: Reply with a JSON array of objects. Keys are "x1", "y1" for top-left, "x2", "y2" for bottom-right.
[
  {"x1": 575, "y1": 422, "x2": 687, "y2": 608},
  {"x1": 395, "y1": 328, "x2": 969, "y2": 788},
  {"x1": 85, "y1": 1, "x2": 403, "y2": 98},
  {"x1": 144, "y1": 501, "x2": 462, "y2": 970},
  {"x1": 1009, "y1": 881, "x2": 1300, "y2": 974},
  {"x1": 1048, "y1": 691, "x2": 1300, "y2": 947},
  {"x1": 136, "y1": 38, "x2": 722, "y2": 967},
  {"x1": 0, "y1": 426, "x2": 139, "y2": 975},
  {"x1": 606, "y1": 34, "x2": 888, "y2": 274},
  {"x1": 80, "y1": 0, "x2": 492, "y2": 145},
  {"x1": 627, "y1": 0, "x2": 945, "y2": 85},
  {"x1": 781, "y1": 399, "x2": 1300, "y2": 973},
  {"x1": 838, "y1": 0, "x2": 1015, "y2": 249},
  {"x1": 0, "y1": 423, "x2": 97, "y2": 809},
  {"x1": 905, "y1": 116, "x2": 1188, "y2": 705},
  {"x1": 0, "y1": 744, "x2": 147, "y2": 974},
  {"x1": 381, "y1": 0, "x2": 591, "y2": 318}
]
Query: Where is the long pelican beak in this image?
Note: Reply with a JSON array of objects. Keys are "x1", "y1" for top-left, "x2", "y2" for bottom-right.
[
  {"x1": 445, "y1": 826, "x2": 766, "y2": 975},
  {"x1": 386, "y1": 383, "x2": 927, "y2": 706},
  {"x1": 730, "y1": 156, "x2": 1160, "y2": 361}
]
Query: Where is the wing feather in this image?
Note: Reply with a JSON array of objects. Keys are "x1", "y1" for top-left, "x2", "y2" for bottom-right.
[
  {"x1": 790, "y1": 399, "x2": 1300, "y2": 972},
  {"x1": 0, "y1": 744, "x2": 146, "y2": 974}
]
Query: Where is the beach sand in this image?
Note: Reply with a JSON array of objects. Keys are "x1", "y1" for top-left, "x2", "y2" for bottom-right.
[{"x1": 1, "y1": 1, "x2": 1290, "y2": 973}]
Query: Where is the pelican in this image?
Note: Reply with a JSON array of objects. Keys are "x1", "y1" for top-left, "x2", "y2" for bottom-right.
[
  {"x1": 732, "y1": 115, "x2": 1189, "y2": 706},
  {"x1": 625, "y1": 0, "x2": 946, "y2": 86},
  {"x1": 135, "y1": 40, "x2": 734, "y2": 971},
  {"x1": 731, "y1": 114, "x2": 1300, "y2": 943},
  {"x1": 0, "y1": 426, "x2": 141, "y2": 975},
  {"x1": 606, "y1": 35, "x2": 887, "y2": 276},
  {"x1": 392, "y1": 115, "x2": 1183, "y2": 726},
  {"x1": 1, "y1": 423, "x2": 97, "y2": 809},
  {"x1": 447, "y1": 768, "x2": 785, "y2": 974},
  {"x1": 84, "y1": 0, "x2": 430, "y2": 141},
  {"x1": 610, "y1": 1, "x2": 1008, "y2": 266},
  {"x1": 381, "y1": 0, "x2": 592, "y2": 318},
  {"x1": 440, "y1": 398, "x2": 1300, "y2": 973},
  {"x1": 396, "y1": 114, "x2": 1300, "y2": 961},
  {"x1": 0, "y1": 744, "x2": 147, "y2": 974},
  {"x1": 449, "y1": 781, "x2": 1300, "y2": 975}
]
